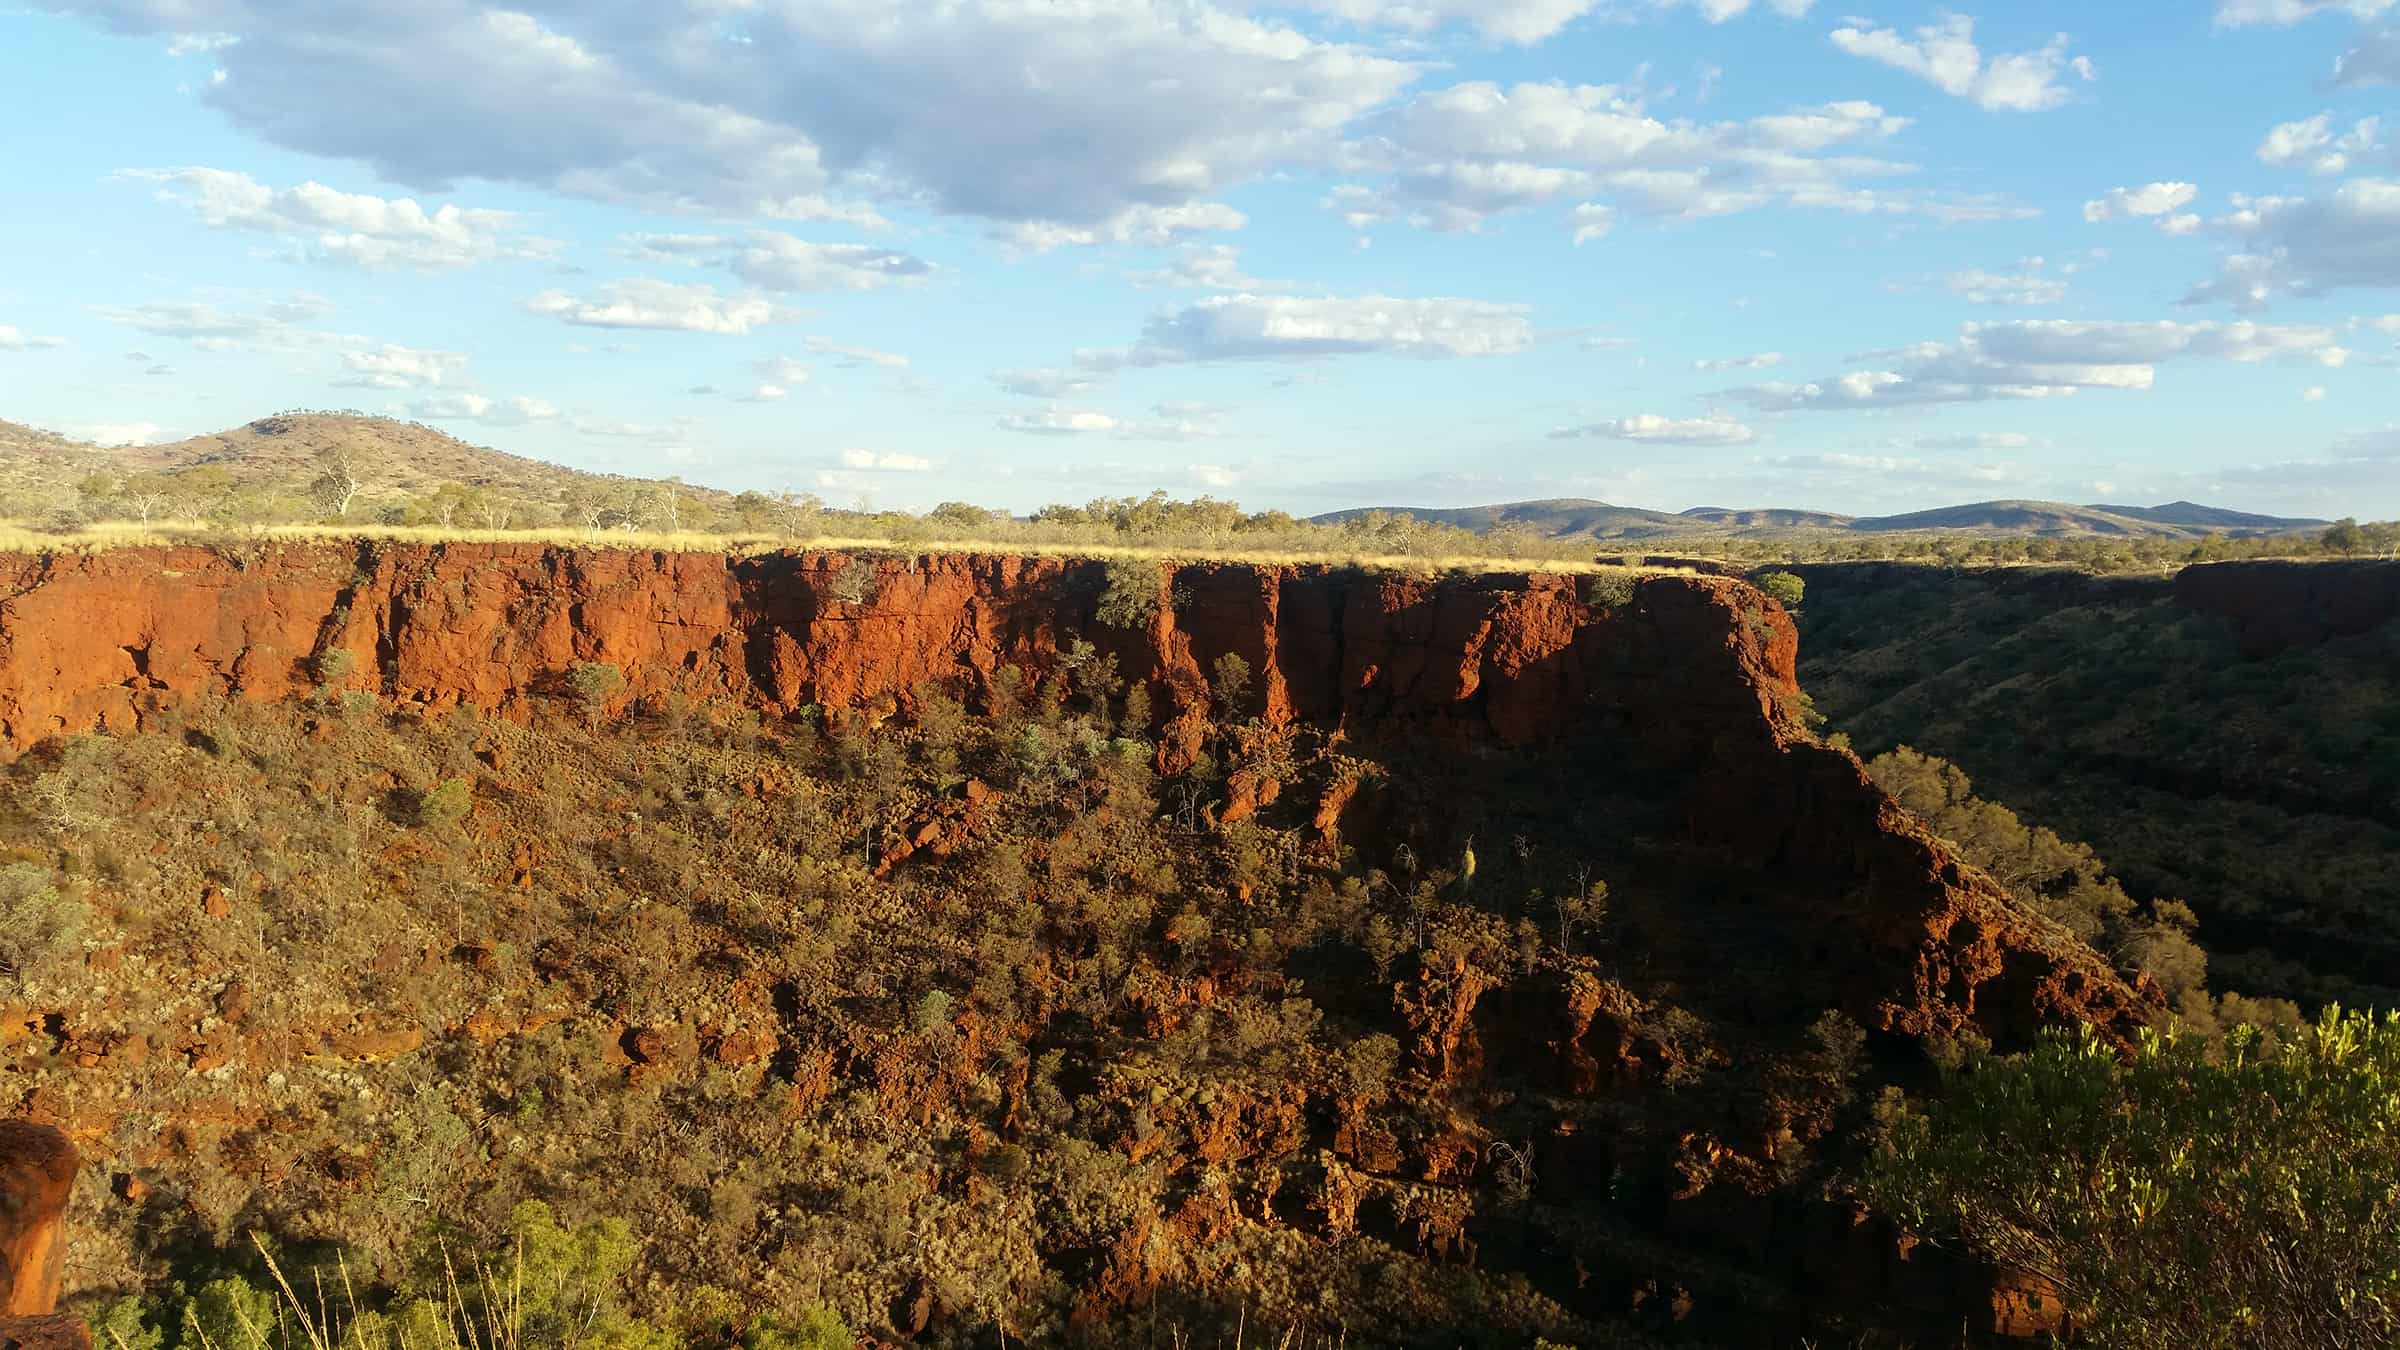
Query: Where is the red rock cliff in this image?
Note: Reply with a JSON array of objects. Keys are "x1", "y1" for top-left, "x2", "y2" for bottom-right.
[{"x1": 0, "y1": 542, "x2": 2149, "y2": 1043}]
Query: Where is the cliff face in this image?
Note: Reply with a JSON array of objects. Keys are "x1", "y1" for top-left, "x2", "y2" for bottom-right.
[
  {"x1": 2172, "y1": 558, "x2": 2400, "y2": 656},
  {"x1": 0, "y1": 542, "x2": 2147, "y2": 1048}
]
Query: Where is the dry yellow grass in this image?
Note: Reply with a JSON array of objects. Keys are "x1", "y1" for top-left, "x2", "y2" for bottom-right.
[{"x1": 0, "y1": 518, "x2": 1656, "y2": 577}]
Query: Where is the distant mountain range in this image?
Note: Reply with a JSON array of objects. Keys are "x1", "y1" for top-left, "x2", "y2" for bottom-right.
[
  {"x1": 0, "y1": 413, "x2": 736, "y2": 522},
  {"x1": 1310, "y1": 497, "x2": 2330, "y2": 541}
]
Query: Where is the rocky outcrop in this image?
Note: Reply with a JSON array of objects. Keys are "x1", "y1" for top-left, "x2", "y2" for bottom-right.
[
  {"x1": 0, "y1": 1123, "x2": 79, "y2": 1350},
  {"x1": 2173, "y1": 558, "x2": 2400, "y2": 656},
  {"x1": 0, "y1": 542, "x2": 2150, "y2": 1048},
  {"x1": 0, "y1": 1123, "x2": 74, "y2": 1319}
]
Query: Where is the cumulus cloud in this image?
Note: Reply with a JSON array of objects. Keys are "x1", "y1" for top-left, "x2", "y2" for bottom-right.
[
  {"x1": 120, "y1": 167, "x2": 557, "y2": 269},
  {"x1": 1693, "y1": 351, "x2": 1783, "y2": 370},
  {"x1": 1288, "y1": 0, "x2": 1606, "y2": 44},
  {"x1": 1654, "y1": 0, "x2": 1817, "y2": 22},
  {"x1": 2257, "y1": 114, "x2": 2385, "y2": 175},
  {"x1": 0, "y1": 325, "x2": 65, "y2": 351},
  {"x1": 751, "y1": 356, "x2": 813, "y2": 387},
  {"x1": 1945, "y1": 261, "x2": 2069, "y2": 305},
  {"x1": 996, "y1": 203, "x2": 1249, "y2": 253},
  {"x1": 332, "y1": 343, "x2": 466, "y2": 389},
  {"x1": 992, "y1": 368, "x2": 1102, "y2": 399},
  {"x1": 2215, "y1": 0, "x2": 2394, "y2": 26},
  {"x1": 2181, "y1": 179, "x2": 2400, "y2": 309},
  {"x1": 525, "y1": 280, "x2": 787, "y2": 334},
  {"x1": 2333, "y1": 28, "x2": 2400, "y2": 85},
  {"x1": 1568, "y1": 203, "x2": 1616, "y2": 244},
  {"x1": 1093, "y1": 293, "x2": 1537, "y2": 367},
  {"x1": 1724, "y1": 318, "x2": 2350, "y2": 410},
  {"x1": 803, "y1": 337, "x2": 908, "y2": 369},
  {"x1": 56, "y1": 2, "x2": 1413, "y2": 238},
  {"x1": 838, "y1": 448, "x2": 935, "y2": 471},
  {"x1": 62, "y1": 420, "x2": 174, "y2": 446},
  {"x1": 89, "y1": 293, "x2": 340, "y2": 350},
  {"x1": 1549, "y1": 413, "x2": 1757, "y2": 445},
  {"x1": 737, "y1": 384, "x2": 789, "y2": 403},
  {"x1": 2081, "y1": 182, "x2": 2199, "y2": 223},
  {"x1": 407, "y1": 393, "x2": 558, "y2": 426},
  {"x1": 995, "y1": 406, "x2": 1222, "y2": 440},
  {"x1": 999, "y1": 408, "x2": 1124, "y2": 435},
  {"x1": 1126, "y1": 244, "x2": 1285, "y2": 292},
  {"x1": 1903, "y1": 431, "x2": 2040, "y2": 451},
  {"x1": 620, "y1": 230, "x2": 932, "y2": 291},
  {"x1": 1328, "y1": 84, "x2": 1982, "y2": 232},
  {"x1": 1829, "y1": 15, "x2": 2094, "y2": 113}
]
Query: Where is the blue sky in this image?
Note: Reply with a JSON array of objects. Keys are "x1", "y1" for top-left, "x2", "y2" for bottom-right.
[{"x1": 2, "y1": 0, "x2": 2397, "y2": 518}]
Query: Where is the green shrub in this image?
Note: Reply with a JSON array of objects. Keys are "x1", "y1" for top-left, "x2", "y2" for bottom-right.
[
  {"x1": 825, "y1": 557, "x2": 876, "y2": 606},
  {"x1": 417, "y1": 777, "x2": 474, "y2": 830},
  {"x1": 0, "y1": 864, "x2": 84, "y2": 982},
  {"x1": 1096, "y1": 559, "x2": 1164, "y2": 630},
  {"x1": 1209, "y1": 652, "x2": 1252, "y2": 719},
  {"x1": 1860, "y1": 1011, "x2": 2400, "y2": 1349},
  {"x1": 1580, "y1": 571, "x2": 1637, "y2": 611},
  {"x1": 1753, "y1": 570, "x2": 1805, "y2": 609},
  {"x1": 570, "y1": 662, "x2": 627, "y2": 722}
]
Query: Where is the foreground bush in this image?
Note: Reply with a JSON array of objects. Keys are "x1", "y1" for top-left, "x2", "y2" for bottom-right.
[
  {"x1": 1859, "y1": 1009, "x2": 2400, "y2": 1350},
  {"x1": 91, "y1": 1202, "x2": 849, "y2": 1350}
]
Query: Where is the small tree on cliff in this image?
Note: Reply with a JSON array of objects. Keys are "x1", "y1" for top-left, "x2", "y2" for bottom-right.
[
  {"x1": 1859, "y1": 1010, "x2": 2400, "y2": 1350},
  {"x1": 1754, "y1": 570, "x2": 1805, "y2": 609},
  {"x1": 1096, "y1": 559, "x2": 1164, "y2": 630}
]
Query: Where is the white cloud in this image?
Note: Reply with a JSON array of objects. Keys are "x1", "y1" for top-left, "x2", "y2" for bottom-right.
[
  {"x1": 2304, "y1": 384, "x2": 2329, "y2": 401},
  {"x1": 333, "y1": 344, "x2": 466, "y2": 389},
  {"x1": 165, "y1": 31, "x2": 235, "y2": 55},
  {"x1": 737, "y1": 384, "x2": 789, "y2": 403},
  {"x1": 119, "y1": 167, "x2": 557, "y2": 269},
  {"x1": 1725, "y1": 318, "x2": 2351, "y2": 410},
  {"x1": 731, "y1": 232, "x2": 934, "y2": 291},
  {"x1": 1569, "y1": 203, "x2": 1616, "y2": 244},
  {"x1": 0, "y1": 325, "x2": 65, "y2": 351},
  {"x1": 407, "y1": 393, "x2": 557, "y2": 426},
  {"x1": 998, "y1": 408, "x2": 1125, "y2": 435},
  {"x1": 994, "y1": 406, "x2": 1221, "y2": 440},
  {"x1": 837, "y1": 448, "x2": 935, "y2": 471},
  {"x1": 1331, "y1": 84, "x2": 1974, "y2": 232},
  {"x1": 1693, "y1": 351, "x2": 1783, "y2": 371},
  {"x1": 62, "y1": 420, "x2": 173, "y2": 446},
  {"x1": 2257, "y1": 114, "x2": 2385, "y2": 176},
  {"x1": 2081, "y1": 181, "x2": 2199, "y2": 223},
  {"x1": 1548, "y1": 413, "x2": 1757, "y2": 445},
  {"x1": 752, "y1": 356, "x2": 813, "y2": 387},
  {"x1": 1655, "y1": 0, "x2": 1817, "y2": 22},
  {"x1": 997, "y1": 202, "x2": 1249, "y2": 252},
  {"x1": 1126, "y1": 244, "x2": 1284, "y2": 291},
  {"x1": 1829, "y1": 15, "x2": 2093, "y2": 113},
  {"x1": 60, "y1": 2, "x2": 1413, "y2": 238},
  {"x1": 2215, "y1": 0, "x2": 2394, "y2": 26},
  {"x1": 992, "y1": 368, "x2": 1102, "y2": 399},
  {"x1": 525, "y1": 280, "x2": 787, "y2": 334},
  {"x1": 1903, "y1": 431, "x2": 2040, "y2": 451},
  {"x1": 1945, "y1": 262, "x2": 2070, "y2": 305},
  {"x1": 621, "y1": 230, "x2": 932, "y2": 291},
  {"x1": 803, "y1": 337, "x2": 908, "y2": 369},
  {"x1": 2161, "y1": 212, "x2": 2204, "y2": 236},
  {"x1": 2182, "y1": 179, "x2": 2400, "y2": 309},
  {"x1": 1290, "y1": 0, "x2": 1603, "y2": 43},
  {"x1": 1102, "y1": 293, "x2": 1537, "y2": 365},
  {"x1": 2334, "y1": 28, "x2": 2400, "y2": 85},
  {"x1": 89, "y1": 294, "x2": 341, "y2": 350},
  {"x1": 573, "y1": 419, "x2": 682, "y2": 438}
]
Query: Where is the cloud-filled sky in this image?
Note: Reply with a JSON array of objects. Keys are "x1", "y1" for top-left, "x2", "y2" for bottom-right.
[{"x1": 4, "y1": 0, "x2": 2399, "y2": 517}]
